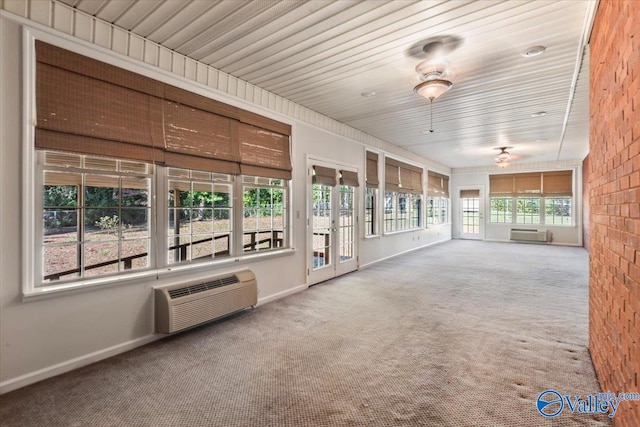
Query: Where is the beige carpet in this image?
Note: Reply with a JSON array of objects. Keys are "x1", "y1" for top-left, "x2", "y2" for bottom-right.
[{"x1": 0, "y1": 240, "x2": 613, "y2": 426}]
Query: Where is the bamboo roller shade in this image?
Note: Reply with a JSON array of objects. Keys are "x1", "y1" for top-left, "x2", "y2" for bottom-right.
[{"x1": 35, "y1": 41, "x2": 292, "y2": 180}]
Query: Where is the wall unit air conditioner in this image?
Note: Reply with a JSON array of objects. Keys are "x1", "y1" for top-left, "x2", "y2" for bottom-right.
[
  {"x1": 509, "y1": 228, "x2": 549, "y2": 243},
  {"x1": 155, "y1": 269, "x2": 257, "y2": 334}
]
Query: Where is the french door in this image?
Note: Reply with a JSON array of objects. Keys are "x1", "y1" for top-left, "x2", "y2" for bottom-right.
[
  {"x1": 308, "y1": 163, "x2": 358, "y2": 285},
  {"x1": 459, "y1": 188, "x2": 483, "y2": 240}
]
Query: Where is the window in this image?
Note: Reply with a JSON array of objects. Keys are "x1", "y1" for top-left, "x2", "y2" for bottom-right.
[
  {"x1": 242, "y1": 177, "x2": 287, "y2": 253},
  {"x1": 38, "y1": 152, "x2": 290, "y2": 286},
  {"x1": 545, "y1": 197, "x2": 572, "y2": 225},
  {"x1": 516, "y1": 197, "x2": 541, "y2": 224},
  {"x1": 426, "y1": 171, "x2": 449, "y2": 226},
  {"x1": 384, "y1": 191, "x2": 396, "y2": 232},
  {"x1": 439, "y1": 198, "x2": 448, "y2": 223},
  {"x1": 365, "y1": 187, "x2": 376, "y2": 236},
  {"x1": 384, "y1": 157, "x2": 423, "y2": 233},
  {"x1": 41, "y1": 152, "x2": 152, "y2": 282},
  {"x1": 397, "y1": 192, "x2": 409, "y2": 230},
  {"x1": 365, "y1": 151, "x2": 379, "y2": 236},
  {"x1": 490, "y1": 197, "x2": 513, "y2": 223},
  {"x1": 410, "y1": 193, "x2": 422, "y2": 228},
  {"x1": 489, "y1": 171, "x2": 573, "y2": 225},
  {"x1": 426, "y1": 197, "x2": 435, "y2": 225},
  {"x1": 167, "y1": 168, "x2": 233, "y2": 263}
]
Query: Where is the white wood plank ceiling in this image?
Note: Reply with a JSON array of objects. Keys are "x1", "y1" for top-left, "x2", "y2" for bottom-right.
[{"x1": 56, "y1": 0, "x2": 595, "y2": 168}]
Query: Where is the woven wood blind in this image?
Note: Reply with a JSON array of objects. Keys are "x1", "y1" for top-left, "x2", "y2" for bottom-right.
[
  {"x1": 35, "y1": 41, "x2": 292, "y2": 177},
  {"x1": 386, "y1": 158, "x2": 422, "y2": 194},
  {"x1": 313, "y1": 166, "x2": 337, "y2": 186},
  {"x1": 238, "y1": 123, "x2": 291, "y2": 180},
  {"x1": 339, "y1": 170, "x2": 359, "y2": 187},
  {"x1": 428, "y1": 171, "x2": 449, "y2": 197},
  {"x1": 366, "y1": 151, "x2": 379, "y2": 187},
  {"x1": 460, "y1": 189, "x2": 480, "y2": 198},
  {"x1": 489, "y1": 174, "x2": 514, "y2": 196},
  {"x1": 542, "y1": 170, "x2": 573, "y2": 196},
  {"x1": 514, "y1": 172, "x2": 542, "y2": 194},
  {"x1": 385, "y1": 159, "x2": 401, "y2": 192},
  {"x1": 490, "y1": 171, "x2": 572, "y2": 197}
]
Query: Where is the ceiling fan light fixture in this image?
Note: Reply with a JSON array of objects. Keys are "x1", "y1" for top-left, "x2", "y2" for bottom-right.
[
  {"x1": 413, "y1": 79, "x2": 453, "y2": 101},
  {"x1": 415, "y1": 60, "x2": 449, "y2": 80},
  {"x1": 495, "y1": 147, "x2": 512, "y2": 166}
]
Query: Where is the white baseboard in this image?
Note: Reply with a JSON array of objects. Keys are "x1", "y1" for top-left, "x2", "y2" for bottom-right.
[
  {"x1": 0, "y1": 334, "x2": 162, "y2": 395},
  {"x1": 257, "y1": 283, "x2": 307, "y2": 306},
  {"x1": 0, "y1": 283, "x2": 308, "y2": 395},
  {"x1": 359, "y1": 238, "x2": 451, "y2": 269}
]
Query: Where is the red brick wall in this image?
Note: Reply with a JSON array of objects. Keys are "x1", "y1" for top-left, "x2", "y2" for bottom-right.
[
  {"x1": 583, "y1": 154, "x2": 590, "y2": 252},
  {"x1": 589, "y1": 1, "x2": 640, "y2": 426}
]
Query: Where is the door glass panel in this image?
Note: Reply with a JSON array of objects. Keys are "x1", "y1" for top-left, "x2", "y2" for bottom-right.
[
  {"x1": 462, "y1": 197, "x2": 480, "y2": 235},
  {"x1": 312, "y1": 184, "x2": 332, "y2": 269},
  {"x1": 339, "y1": 185, "x2": 354, "y2": 263}
]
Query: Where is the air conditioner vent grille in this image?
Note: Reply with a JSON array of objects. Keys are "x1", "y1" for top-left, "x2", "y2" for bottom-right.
[{"x1": 168, "y1": 275, "x2": 240, "y2": 299}]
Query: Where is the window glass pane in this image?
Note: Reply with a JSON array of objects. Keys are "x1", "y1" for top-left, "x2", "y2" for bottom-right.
[
  {"x1": 121, "y1": 239, "x2": 149, "y2": 270},
  {"x1": 410, "y1": 194, "x2": 422, "y2": 228},
  {"x1": 312, "y1": 184, "x2": 332, "y2": 269},
  {"x1": 490, "y1": 197, "x2": 513, "y2": 223},
  {"x1": 545, "y1": 197, "x2": 572, "y2": 225},
  {"x1": 384, "y1": 191, "x2": 395, "y2": 232},
  {"x1": 243, "y1": 186, "x2": 287, "y2": 253},
  {"x1": 426, "y1": 197, "x2": 434, "y2": 225},
  {"x1": 122, "y1": 208, "x2": 149, "y2": 238},
  {"x1": 121, "y1": 177, "x2": 149, "y2": 207},
  {"x1": 516, "y1": 197, "x2": 541, "y2": 224},
  {"x1": 43, "y1": 243, "x2": 79, "y2": 281},
  {"x1": 84, "y1": 241, "x2": 119, "y2": 277},
  {"x1": 397, "y1": 193, "x2": 409, "y2": 230},
  {"x1": 86, "y1": 208, "x2": 119, "y2": 240},
  {"x1": 365, "y1": 187, "x2": 376, "y2": 236},
  {"x1": 439, "y1": 198, "x2": 448, "y2": 223},
  {"x1": 44, "y1": 209, "x2": 78, "y2": 241}
]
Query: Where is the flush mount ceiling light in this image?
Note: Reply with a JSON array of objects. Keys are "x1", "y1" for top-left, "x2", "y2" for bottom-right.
[
  {"x1": 530, "y1": 111, "x2": 547, "y2": 117},
  {"x1": 521, "y1": 45, "x2": 546, "y2": 57}
]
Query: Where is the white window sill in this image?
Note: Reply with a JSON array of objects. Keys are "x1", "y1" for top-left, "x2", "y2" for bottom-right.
[{"x1": 23, "y1": 247, "x2": 295, "y2": 300}]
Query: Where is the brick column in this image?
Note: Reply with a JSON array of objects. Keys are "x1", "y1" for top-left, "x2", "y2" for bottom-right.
[{"x1": 589, "y1": 1, "x2": 640, "y2": 426}]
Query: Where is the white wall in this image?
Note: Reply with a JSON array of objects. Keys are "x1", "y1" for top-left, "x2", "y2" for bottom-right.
[
  {"x1": 451, "y1": 165, "x2": 583, "y2": 246},
  {"x1": 0, "y1": 12, "x2": 450, "y2": 393}
]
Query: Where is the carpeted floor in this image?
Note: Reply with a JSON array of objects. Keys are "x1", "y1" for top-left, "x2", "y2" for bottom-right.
[{"x1": 0, "y1": 240, "x2": 614, "y2": 426}]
